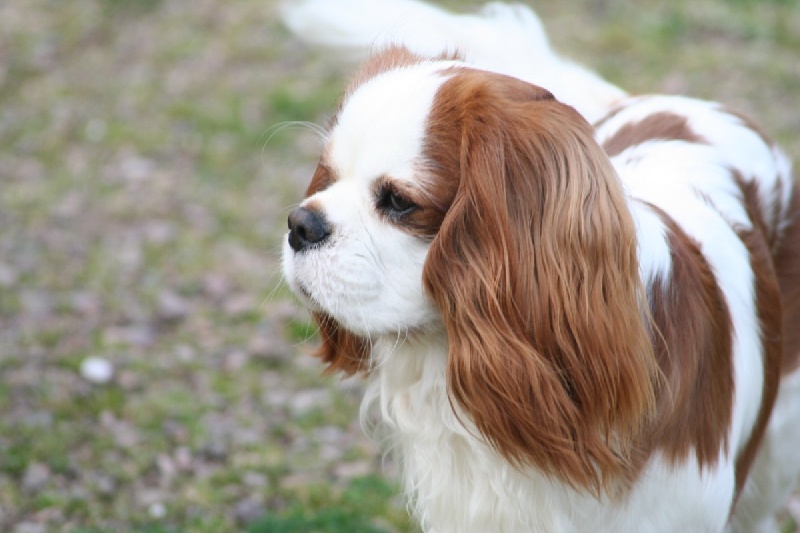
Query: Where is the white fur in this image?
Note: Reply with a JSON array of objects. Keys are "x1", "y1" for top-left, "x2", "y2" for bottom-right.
[
  {"x1": 280, "y1": 0, "x2": 626, "y2": 123},
  {"x1": 598, "y1": 98, "x2": 767, "y2": 466},
  {"x1": 365, "y1": 337, "x2": 738, "y2": 533},
  {"x1": 281, "y1": 2, "x2": 800, "y2": 531},
  {"x1": 730, "y1": 368, "x2": 800, "y2": 532},
  {"x1": 282, "y1": 63, "x2": 450, "y2": 338}
]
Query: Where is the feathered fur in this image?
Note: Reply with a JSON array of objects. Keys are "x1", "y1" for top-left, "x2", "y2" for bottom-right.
[{"x1": 281, "y1": 2, "x2": 800, "y2": 531}]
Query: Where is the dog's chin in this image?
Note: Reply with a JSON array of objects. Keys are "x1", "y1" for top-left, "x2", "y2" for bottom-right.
[
  {"x1": 286, "y1": 279, "x2": 336, "y2": 324},
  {"x1": 292, "y1": 281, "x2": 319, "y2": 310},
  {"x1": 282, "y1": 241, "x2": 320, "y2": 309},
  {"x1": 285, "y1": 274, "x2": 359, "y2": 332},
  {"x1": 283, "y1": 240, "x2": 442, "y2": 338},
  {"x1": 293, "y1": 280, "x2": 441, "y2": 340}
]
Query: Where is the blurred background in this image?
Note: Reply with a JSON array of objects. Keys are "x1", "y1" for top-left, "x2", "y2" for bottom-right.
[{"x1": 0, "y1": 0, "x2": 798, "y2": 531}]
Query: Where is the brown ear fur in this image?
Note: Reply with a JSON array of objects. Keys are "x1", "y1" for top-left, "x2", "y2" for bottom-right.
[
  {"x1": 422, "y1": 71, "x2": 659, "y2": 491},
  {"x1": 311, "y1": 311, "x2": 371, "y2": 376}
]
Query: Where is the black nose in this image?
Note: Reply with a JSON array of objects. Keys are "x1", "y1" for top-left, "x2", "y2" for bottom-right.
[{"x1": 287, "y1": 206, "x2": 331, "y2": 252}]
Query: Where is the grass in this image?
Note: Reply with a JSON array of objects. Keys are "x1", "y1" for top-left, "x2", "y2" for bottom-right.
[
  {"x1": 248, "y1": 475, "x2": 410, "y2": 533},
  {"x1": 0, "y1": 0, "x2": 798, "y2": 531}
]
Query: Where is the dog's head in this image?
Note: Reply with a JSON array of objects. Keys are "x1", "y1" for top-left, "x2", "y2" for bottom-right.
[{"x1": 282, "y1": 46, "x2": 658, "y2": 489}]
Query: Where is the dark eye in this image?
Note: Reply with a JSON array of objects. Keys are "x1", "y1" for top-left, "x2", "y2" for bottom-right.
[{"x1": 377, "y1": 188, "x2": 417, "y2": 217}]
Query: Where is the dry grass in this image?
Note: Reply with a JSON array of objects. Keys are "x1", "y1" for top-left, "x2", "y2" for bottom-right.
[{"x1": 0, "y1": 0, "x2": 798, "y2": 531}]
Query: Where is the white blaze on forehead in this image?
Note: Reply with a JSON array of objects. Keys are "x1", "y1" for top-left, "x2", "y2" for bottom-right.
[{"x1": 328, "y1": 63, "x2": 454, "y2": 185}]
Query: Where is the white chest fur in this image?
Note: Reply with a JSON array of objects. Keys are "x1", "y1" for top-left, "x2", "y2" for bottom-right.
[{"x1": 364, "y1": 336, "x2": 732, "y2": 533}]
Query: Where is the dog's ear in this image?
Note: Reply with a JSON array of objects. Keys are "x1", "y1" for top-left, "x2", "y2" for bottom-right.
[
  {"x1": 422, "y1": 71, "x2": 659, "y2": 492},
  {"x1": 311, "y1": 311, "x2": 370, "y2": 376}
]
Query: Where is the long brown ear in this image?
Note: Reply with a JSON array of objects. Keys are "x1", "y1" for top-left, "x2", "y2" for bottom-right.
[
  {"x1": 311, "y1": 311, "x2": 371, "y2": 376},
  {"x1": 422, "y1": 71, "x2": 659, "y2": 492}
]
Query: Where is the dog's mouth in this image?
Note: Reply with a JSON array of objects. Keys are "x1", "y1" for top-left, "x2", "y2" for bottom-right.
[
  {"x1": 296, "y1": 282, "x2": 313, "y2": 302},
  {"x1": 293, "y1": 279, "x2": 324, "y2": 313},
  {"x1": 284, "y1": 234, "x2": 324, "y2": 311}
]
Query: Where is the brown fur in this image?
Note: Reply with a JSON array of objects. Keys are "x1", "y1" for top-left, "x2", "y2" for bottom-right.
[
  {"x1": 306, "y1": 161, "x2": 335, "y2": 195},
  {"x1": 343, "y1": 45, "x2": 463, "y2": 99},
  {"x1": 312, "y1": 311, "x2": 371, "y2": 375},
  {"x1": 301, "y1": 48, "x2": 799, "y2": 500},
  {"x1": 421, "y1": 69, "x2": 660, "y2": 492},
  {"x1": 302, "y1": 47, "x2": 461, "y2": 375},
  {"x1": 644, "y1": 206, "x2": 735, "y2": 470},
  {"x1": 731, "y1": 226, "x2": 781, "y2": 499},
  {"x1": 344, "y1": 45, "x2": 426, "y2": 99},
  {"x1": 774, "y1": 184, "x2": 800, "y2": 373},
  {"x1": 371, "y1": 175, "x2": 451, "y2": 240},
  {"x1": 601, "y1": 112, "x2": 707, "y2": 157},
  {"x1": 732, "y1": 172, "x2": 800, "y2": 372},
  {"x1": 728, "y1": 173, "x2": 793, "y2": 501}
]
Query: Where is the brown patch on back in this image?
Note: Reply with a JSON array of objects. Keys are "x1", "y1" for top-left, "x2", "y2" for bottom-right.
[
  {"x1": 733, "y1": 172, "x2": 800, "y2": 374},
  {"x1": 592, "y1": 102, "x2": 627, "y2": 131},
  {"x1": 730, "y1": 227, "x2": 781, "y2": 501},
  {"x1": 645, "y1": 206, "x2": 735, "y2": 469},
  {"x1": 724, "y1": 173, "x2": 785, "y2": 501},
  {"x1": 774, "y1": 184, "x2": 800, "y2": 373},
  {"x1": 602, "y1": 112, "x2": 707, "y2": 157},
  {"x1": 734, "y1": 171, "x2": 783, "y2": 248}
]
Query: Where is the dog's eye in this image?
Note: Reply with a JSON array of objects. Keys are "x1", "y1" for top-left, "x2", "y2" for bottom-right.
[{"x1": 377, "y1": 188, "x2": 417, "y2": 217}]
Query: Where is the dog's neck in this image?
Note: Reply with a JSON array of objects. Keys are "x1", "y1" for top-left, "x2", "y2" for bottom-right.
[{"x1": 363, "y1": 333, "x2": 569, "y2": 532}]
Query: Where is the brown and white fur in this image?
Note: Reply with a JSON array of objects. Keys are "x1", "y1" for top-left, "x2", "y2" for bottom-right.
[{"x1": 280, "y1": 1, "x2": 800, "y2": 531}]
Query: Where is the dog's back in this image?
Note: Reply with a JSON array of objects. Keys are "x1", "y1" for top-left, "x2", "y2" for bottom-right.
[{"x1": 591, "y1": 94, "x2": 800, "y2": 531}]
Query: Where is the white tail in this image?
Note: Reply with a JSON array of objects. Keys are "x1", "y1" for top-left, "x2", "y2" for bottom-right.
[{"x1": 280, "y1": 0, "x2": 627, "y2": 123}]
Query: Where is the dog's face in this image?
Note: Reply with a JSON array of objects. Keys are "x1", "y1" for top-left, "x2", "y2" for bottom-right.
[
  {"x1": 282, "y1": 47, "x2": 662, "y2": 489},
  {"x1": 282, "y1": 59, "x2": 451, "y2": 338}
]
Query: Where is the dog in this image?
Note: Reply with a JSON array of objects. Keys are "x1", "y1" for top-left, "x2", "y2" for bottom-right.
[{"x1": 280, "y1": 1, "x2": 800, "y2": 531}]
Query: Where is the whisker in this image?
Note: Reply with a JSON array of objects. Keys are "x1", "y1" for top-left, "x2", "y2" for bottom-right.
[
  {"x1": 260, "y1": 120, "x2": 327, "y2": 168},
  {"x1": 261, "y1": 270, "x2": 289, "y2": 309},
  {"x1": 285, "y1": 313, "x2": 323, "y2": 353}
]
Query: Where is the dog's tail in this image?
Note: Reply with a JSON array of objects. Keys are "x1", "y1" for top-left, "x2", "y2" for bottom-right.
[{"x1": 280, "y1": 0, "x2": 627, "y2": 123}]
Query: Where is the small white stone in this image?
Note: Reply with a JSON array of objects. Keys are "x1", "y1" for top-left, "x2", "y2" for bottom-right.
[
  {"x1": 80, "y1": 356, "x2": 114, "y2": 384},
  {"x1": 148, "y1": 502, "x2": 167, "y2": 519}
]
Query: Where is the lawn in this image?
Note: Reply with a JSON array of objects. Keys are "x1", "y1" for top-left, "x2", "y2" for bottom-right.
[{"x1": 0, "y1": 0, "x2": 798, "y2": 531}]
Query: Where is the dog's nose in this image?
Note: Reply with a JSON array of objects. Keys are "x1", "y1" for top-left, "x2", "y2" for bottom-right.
[{"x1": 287, "y1": 206, "x2": 331, "y2": 252}]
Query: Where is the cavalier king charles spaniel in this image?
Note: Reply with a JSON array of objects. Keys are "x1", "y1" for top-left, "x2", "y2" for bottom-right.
[{"x1": 280, "y1": 1, "x2": 800, "y2": 531}]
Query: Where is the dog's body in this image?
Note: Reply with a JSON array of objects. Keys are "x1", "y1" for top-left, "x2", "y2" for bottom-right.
[{"x1": 280, "y1": 2, "x2": 800, "y2": 531}]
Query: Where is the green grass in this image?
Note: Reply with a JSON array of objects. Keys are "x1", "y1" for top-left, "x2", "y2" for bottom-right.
[
  {"x1": 0, "y1": 0, "x2": 797, "y2": 531},
  {"x1": 249, "y1": 475, "x2": 413, "y2": 533}
]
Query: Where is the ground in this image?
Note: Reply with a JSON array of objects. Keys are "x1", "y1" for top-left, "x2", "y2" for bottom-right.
[{"x1": 0, "y1": 0, "x2": 798, "y2": 532}]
